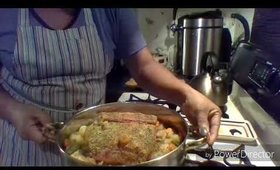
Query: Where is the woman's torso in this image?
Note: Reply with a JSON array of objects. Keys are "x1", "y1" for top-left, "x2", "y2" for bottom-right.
[{"x1": 0, "y1": 8, "x2": 114, "y2": 112}]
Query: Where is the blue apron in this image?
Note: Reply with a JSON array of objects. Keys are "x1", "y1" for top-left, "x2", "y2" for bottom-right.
[{"x1": 0, "y1": 8, "x2": 113, "y2": 166}]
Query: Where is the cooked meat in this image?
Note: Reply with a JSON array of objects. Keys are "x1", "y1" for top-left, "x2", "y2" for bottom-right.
[
  {"x1": 66, "y1": 111, "x2": 181, "y2": 165},
  {"x1": 94, "y1": 149, "x2": 141, "y2": 165},
  {"x1": 84, "y1": 121, "x2": 159, "y2": 165},
  {"x1": 99, "y1": 111, "x2": 158, "y2": 125}
]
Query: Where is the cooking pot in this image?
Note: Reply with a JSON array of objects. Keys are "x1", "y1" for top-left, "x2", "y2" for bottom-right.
[
  {"x1": 44, "y1": 102, "x2": 209, "y2": 166},
  {"x1": 171, "y1": 9, "x2": 223, "y2": 78}
]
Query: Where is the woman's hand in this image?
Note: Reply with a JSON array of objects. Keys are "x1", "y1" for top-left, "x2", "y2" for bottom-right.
[
  {"x1": 181, "y1": 87, "x2": 222, "y2": 146},
  {"x1": 10, "y1": 104, "x2": 53, "y2": 144},
  {"x1": 125, "y1": 48, "x2": 222, "y2": 145}
]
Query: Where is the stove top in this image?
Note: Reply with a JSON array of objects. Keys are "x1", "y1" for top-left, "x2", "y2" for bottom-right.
[
  {"x1": 117, "y1": 92, "x2": 276, "y2": 166},
  {"x1": 183, "y1": 144, "x2": 255, "y2": 166},
  {"x1": 119, "y1": 92, "x2": 244, "y2": 120}
]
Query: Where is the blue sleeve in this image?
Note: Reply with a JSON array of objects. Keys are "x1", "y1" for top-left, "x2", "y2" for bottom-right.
[
  {"x1": 0, "y1": 9, "x2": 18, "y2": 68},
  {"x1": 115, "y1": 9, "x2": 147, "y2": 59},
  {"x1": 0, "y1": 9, "x2": 18, "y2": 52}
]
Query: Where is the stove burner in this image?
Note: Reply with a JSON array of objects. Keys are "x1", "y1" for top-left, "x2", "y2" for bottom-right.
[
  {"x1": 223, "y1": 144, "x2": 255, "y2": 166},
  {"x1": 127, "y1": 94, "x2": 231, "y2": 119},
  {"x1": 183, "y1": 159, "x2": 226, "y2": 167},
  {"x1": 127, "y1": 94, "x2": 178, "y2": 110},
  {"x1": 126, "y1": 94, "x2": 231, "y2": 120},
  {"x1": 185, "y1": 144, "x2": 255, "y2": 167},
  {"x1": 200, "y1": 160, "x2": 227, "y2": 166}
]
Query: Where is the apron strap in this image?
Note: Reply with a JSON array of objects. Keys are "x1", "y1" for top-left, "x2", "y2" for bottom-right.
[
  {"x1": 83, "y1": 8, "x2": 94, "y2": 25},
  {"x1": 18, "y1": 8, "x2": 30, "y2": 26}
]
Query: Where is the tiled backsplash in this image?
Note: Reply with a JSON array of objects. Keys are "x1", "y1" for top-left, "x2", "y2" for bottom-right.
[{"x1": 135, "y1": 8, "x2": 255, "y2": 70}]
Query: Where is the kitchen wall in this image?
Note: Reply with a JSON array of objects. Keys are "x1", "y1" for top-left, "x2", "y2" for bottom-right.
[{"x1": 135, "y1": 8, "x2": 255, "y2": 71}]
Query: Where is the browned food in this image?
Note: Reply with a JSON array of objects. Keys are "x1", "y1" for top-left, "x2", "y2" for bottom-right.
[
  {"x1": 65, "y1": 112, "x2": 181, "y2": 165},
  {"x1": 85, "y1": 121, "x2": 158, "y2": 165},
  {"x1": 99, "y1": 111, "x2": 158, "y2": 124}
]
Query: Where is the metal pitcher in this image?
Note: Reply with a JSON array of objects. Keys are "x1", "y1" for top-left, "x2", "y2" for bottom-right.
[{"x1": 189, "y1": 52, "x2": 229, "y2": 107}]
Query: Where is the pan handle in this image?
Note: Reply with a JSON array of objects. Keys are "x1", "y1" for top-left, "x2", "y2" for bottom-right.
[
  {"x1": 42, "y1": 122, "x2": 65, "y2": 143},
  {"x1": 184, "y1": 126, "x2": 208, "y2": 152},
  {"x1": 184, "y1": 126, "x2": 215, "y2": 159},
  {"x1": 185, "y1": 137, "x2": 208, "y2": 152}
]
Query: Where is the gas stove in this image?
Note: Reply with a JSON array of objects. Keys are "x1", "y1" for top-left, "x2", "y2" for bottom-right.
[
  {"x1": 118, "y1": 92, "x2": 243, "y2": 120},
  {"x1": 117, "y1": 86, "x2": 276, "y2": 166}
]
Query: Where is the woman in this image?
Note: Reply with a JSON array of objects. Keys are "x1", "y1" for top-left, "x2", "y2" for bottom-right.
[{"x1": 0, "y1": 8, "x2": 221, "y2": 166}]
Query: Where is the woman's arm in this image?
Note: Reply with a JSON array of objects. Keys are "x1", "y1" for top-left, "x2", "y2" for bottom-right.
[
  {"x1": 124, "y1": 48, "x2": 189, "y2": 106},
  {"x1": 124, "y1": 47, "x2": 222, "y2": 145},
  {"x1": 109, "y1": 8, "x2": 221, "y2": 145}
]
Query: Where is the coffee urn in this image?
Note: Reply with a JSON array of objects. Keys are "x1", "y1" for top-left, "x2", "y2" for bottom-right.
[{"x1": 172, "y1": 10, "x2": 223, "y2": 79}]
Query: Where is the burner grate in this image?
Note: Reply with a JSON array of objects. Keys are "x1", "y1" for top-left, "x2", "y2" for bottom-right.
[
  {"x1": 185, "y1": 144, "x2": 255, "y2": 167},
  {"x1": 126, "y1": 94, "x2": 230, "y2": 119},
  {"x1": 127, "y1": 94, "x2": 179, "y2": 112}
]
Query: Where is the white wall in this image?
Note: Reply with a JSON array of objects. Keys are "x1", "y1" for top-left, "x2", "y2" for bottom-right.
[{"x1": 135, "y1": 8, "x2": 255, "y2": 71}]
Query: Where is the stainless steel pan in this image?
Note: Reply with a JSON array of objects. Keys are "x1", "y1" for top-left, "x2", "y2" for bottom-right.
[{"x1": 44, "y1": 102, "x2": 208, "y2": 166}]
